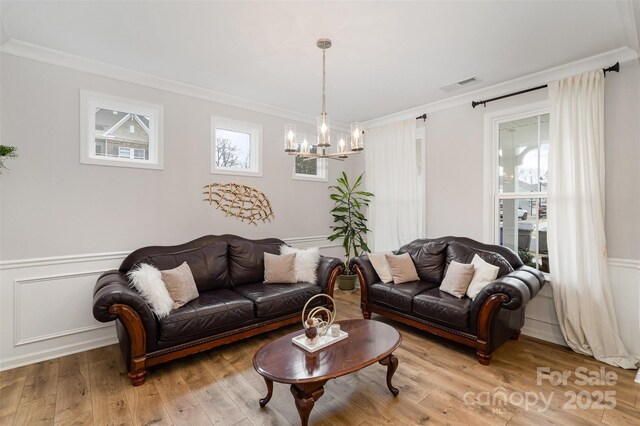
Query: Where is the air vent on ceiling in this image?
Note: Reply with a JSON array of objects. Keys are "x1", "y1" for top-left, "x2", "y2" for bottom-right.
[{"x1": 439, "y1": 76, "x2": 479, "y2": 93}]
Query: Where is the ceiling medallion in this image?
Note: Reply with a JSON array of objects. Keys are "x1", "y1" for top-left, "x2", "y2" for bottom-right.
[{"x1": 284, "y1": 38, "x2": 363, "y2": 160}]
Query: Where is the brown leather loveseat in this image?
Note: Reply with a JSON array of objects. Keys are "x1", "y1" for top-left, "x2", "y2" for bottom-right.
[
  {"x1": 350, "y1": 236, "x2": 545, "y2": 365},
  {"x1": 93, "y1": 235, "x2": 343, "y2": 385}
]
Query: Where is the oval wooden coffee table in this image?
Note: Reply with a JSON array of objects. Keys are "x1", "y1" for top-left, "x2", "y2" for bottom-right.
[{"x1": 253, "y1": 319, "x2": 402, "y2": 425}]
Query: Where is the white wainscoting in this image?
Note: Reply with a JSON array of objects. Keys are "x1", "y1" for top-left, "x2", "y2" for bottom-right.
[
  {"x1": 0, "y1": 236, "x2": 341, "y2": 371},
  {"x1": 522, "y1": 258, "x2": 640, "y2": 358}
]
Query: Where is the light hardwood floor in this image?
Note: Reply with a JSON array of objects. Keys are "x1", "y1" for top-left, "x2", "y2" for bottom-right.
[{"x1": 1, "y1": 290, "x2": 638, "y2": 425}]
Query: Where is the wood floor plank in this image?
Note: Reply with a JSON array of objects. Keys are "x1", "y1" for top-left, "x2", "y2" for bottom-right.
[
  {"x1": 121, "y1": 377, "x2": 171, "y2": 426},
  {"x1": 0, "y1": 376, "x2": 26, "y2": 425},
  {"x1": 53, "y1": 410, "x2": 93, "y2": 426},
  {"x1": 601, "y1": 400, "x2": 640, "y2": 426},
  {"x1": 19, "y1": 360, "x2": 60, "y2": 406},
  {"x1": 88, "y1": 358, "x2": 133, "y2": 426},
  {"x1": 152, "y1": 363, "x2": 212, "y2": 426},
  {"x1": 201, "y1": 353, "x2": 291, "y2": 425},
  {"x1": 54, "y1": 353, "x2": 91, "y2": 424},
  {"x1": 13, "y1": 394, "x2": 56, "y2": 425},
  {"x1": 179, "y1": 356, "x2": 247, "y2": 425}
]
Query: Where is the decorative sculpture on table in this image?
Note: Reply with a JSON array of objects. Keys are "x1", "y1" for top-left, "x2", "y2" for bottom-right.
[
  {"x1": 291, "y1": 293, "x2": 348, "y2": 352},
  {"x1": 203, "y1": 183, "x2": 274, "y2": 225}
]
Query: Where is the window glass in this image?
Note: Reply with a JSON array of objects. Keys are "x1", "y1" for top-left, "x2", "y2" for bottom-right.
[
  {"x1": 211, "y1": 117, "x2": 262, "y2": 176},
  {"x1": 495, "y1": 111, "x2": 549, "y2": 273},
  {"x1": 81, "y1": 91, "x2": 162, "y2": 169}
]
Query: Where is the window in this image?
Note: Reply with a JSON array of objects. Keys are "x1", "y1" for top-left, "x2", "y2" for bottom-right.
[
  {"x1": 292, "y1": 146, "x2": 328, "y2": 182},
  {"x1": 485, "y1": 102, "x2": 549, "y2": 273},
  {"x1": 80, "y1": 91, "x2": 163, "y2": 169},
  {"x1": 211, "y1": 117, "x2": 262, "y2": 176}
]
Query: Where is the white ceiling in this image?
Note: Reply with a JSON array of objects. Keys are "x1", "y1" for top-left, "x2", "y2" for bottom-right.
[{"x1": 0, "y1": 1, "x2": 634, "y2": 123}]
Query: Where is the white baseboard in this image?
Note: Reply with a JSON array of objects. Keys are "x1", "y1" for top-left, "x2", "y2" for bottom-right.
[{"x1": 1, "y1": 335, "x2": 118, "y2": 371}]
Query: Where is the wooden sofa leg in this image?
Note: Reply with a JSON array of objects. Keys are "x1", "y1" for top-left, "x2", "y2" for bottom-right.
[
  {"x1": 129, "y1": 369, "x2": 147, "y2": 386},
  {"x1": 361, "y1": 305, "x2": 371, "y2": 319},
  {"x1": 510, "y1": 330, "x2": 521, "y2": 341},
  {"x1": 476, "y1": 350, "x2": 492, "y2": 365}
]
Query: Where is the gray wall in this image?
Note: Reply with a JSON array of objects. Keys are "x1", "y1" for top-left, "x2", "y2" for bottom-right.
[{"x1": 0, "y1": 54, "x2": 353, "y2": 260}]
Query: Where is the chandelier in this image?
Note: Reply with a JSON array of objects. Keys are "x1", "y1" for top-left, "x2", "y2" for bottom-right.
[{"x1": 284, "y1": 38, "x2": 363, "y2": 159}]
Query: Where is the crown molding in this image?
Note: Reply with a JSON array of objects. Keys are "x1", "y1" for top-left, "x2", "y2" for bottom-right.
[
  {"x1": 618, "y1": 1, "x2": 640, "y2": 54},
  {"x1": 0, "y1": 39, "x2": 350, "y2": 127},
  {"x1": 362, "y1": 46, "x2": 639, "y2": 129}
]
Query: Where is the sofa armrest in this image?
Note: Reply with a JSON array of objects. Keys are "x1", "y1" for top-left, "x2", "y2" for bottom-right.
[
  {"x1": 316, "y1": 256, "x2": 344, "y2": 295},
  {"x1": 93, "y1": 270, "x2": 158, "y2": 345},
  {"x1": 349, "y1": 255, "x2": 379, "y2": 289},
  {"x1": 471, "y1": 275, "x2": 532, "y2": 317}
]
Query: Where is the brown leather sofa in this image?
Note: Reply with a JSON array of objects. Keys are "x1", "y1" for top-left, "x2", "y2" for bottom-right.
[
  {"x1": 350, "y1": 236, "x2": 545, "y2": 365},
  {"x1": 93, "y1": 235, "x2": 343, "y2": 385}
]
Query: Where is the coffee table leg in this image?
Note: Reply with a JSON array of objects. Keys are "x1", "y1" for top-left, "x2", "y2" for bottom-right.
[
  {"x1": 290, "y1": 381, "x2": 326, "y2": 426},
  {"x1": 259, "y1": 377, "x2": 273, "y2": 407},
  {"x1": 379, "y1": 353, "x2": 399, "y2": 396}
]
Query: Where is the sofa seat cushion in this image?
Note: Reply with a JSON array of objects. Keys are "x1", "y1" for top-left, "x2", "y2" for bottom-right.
[
  {"x1": 159, "y1": 289, "x2": 255, "y2": 341},
  {"x1": 369, "y1": 281, "x2": 438, "y2": 313},
  {"x1": 233, "y1": 282, "x2": 322, "y2": 318},
  {"x1": 412, "y1": 288, "x2": 472, "y2": 329}
]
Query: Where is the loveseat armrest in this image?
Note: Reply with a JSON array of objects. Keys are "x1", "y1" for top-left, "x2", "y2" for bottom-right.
[
  {"x1": 349, "y1": 255, "x2": 378, "y2": 289},
  {"x1": 316, "y1": 256, "x2": 344, "y2": 296},
  {"x1": 471, "y1": 275, "x2": 532, "y2": 315},
  {"x1": 93, "y1": 270, "x2": 158, "y2": 346}
]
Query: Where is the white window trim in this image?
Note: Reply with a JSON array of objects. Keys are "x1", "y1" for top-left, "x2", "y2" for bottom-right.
[
  {"x1": 292, "y1": 155, "x2": 328, "y2": 182},
  {"x1": 210, "y1": 116, "x2": 262, "y2": 177},
  {"x1": 80, "y1": 90, "x2": 163, "y2": 170},
  {"x1": 482, "y1": 101, "x2": 549, "y2": 243}
]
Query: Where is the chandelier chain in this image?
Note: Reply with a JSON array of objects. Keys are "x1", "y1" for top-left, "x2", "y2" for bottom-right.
[{"x1": 322, "y1": 49, "x2": 326, "y2": 115}]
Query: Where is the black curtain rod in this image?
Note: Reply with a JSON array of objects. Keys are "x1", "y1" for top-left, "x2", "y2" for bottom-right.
[
  {"x1": 471, "y1": 62, "x2": 620, "y2": 109},
  {"x1": 416, "y1": 114, "x2": 427, "y2": 121}
]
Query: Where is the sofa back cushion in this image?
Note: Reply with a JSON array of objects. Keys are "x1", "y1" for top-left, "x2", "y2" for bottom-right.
[
  {"x1": 228, "y1": 238, "x2": 284, "y2": 286},
  {"x1": 445, "y1": 241, "x2": 514, "y2": 278},
  {"x1": 397, "y1": 241, "x2": 448, "y2": 283},
  {"x1": 120, "y1": 236, "x2": 231, "y2": 292}
]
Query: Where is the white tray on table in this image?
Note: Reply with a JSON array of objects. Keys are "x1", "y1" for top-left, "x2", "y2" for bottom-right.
[{"x1": 292, "y1": 330, "x2": 349, "y2": 353}]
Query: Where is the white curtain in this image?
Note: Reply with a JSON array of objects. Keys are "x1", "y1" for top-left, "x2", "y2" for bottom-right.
[
  {"x1": 548, "y1": 70, "x2": 638, "y2": 369},
  {"x1": 365, "y1": 118, "x2": 422, "y2": 251}
]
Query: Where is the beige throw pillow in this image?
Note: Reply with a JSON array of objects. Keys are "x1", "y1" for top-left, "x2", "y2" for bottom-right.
[
  {"x1": 440, "y1": 261, "x2": 475, "y2": 298},
  {"x1": 161, "y1": 262, "x2": 199, "y2": 309},
  {"x1": 368, "y1": 252, "x2": 394, "y2": 283},
  {"x1": 264, "y1": 252, "x2": 297, "y2": 283},
  {"x1": 385, "y1": 253, "x2": 420, "y2": 284},
  {"x1": 466, "y1": 254, "x2": 500, "y2": 300}
]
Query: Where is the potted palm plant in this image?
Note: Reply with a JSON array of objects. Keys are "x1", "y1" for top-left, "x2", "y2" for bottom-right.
[{"x1": 328, "y1": 172, "x2": 374, "y2": 291}]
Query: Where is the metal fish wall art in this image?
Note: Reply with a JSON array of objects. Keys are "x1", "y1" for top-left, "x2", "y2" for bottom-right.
[{"x1": 203, "y1": 183, "x2": 274, "y2": 225}]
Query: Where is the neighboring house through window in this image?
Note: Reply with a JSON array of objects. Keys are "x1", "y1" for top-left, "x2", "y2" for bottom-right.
[
  {"x1": 484, "y1": 102, "x2": 550, "y2": 273},
  {"x1": 80, "y1": 91, "x2": 163, "y2": 169}
]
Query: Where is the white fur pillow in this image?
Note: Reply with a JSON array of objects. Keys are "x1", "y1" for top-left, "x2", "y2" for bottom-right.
[
  {"x1": 127, "y1": 263, "x2": 174, "y2": 318},
  {"x1": 280, "y1": 245, "x2": 321, "y2": 284}
]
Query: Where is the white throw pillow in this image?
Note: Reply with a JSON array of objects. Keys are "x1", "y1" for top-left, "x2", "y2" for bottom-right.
[
  {"x1": 466, "y1": 254, "x2": 501, "y2": 300},
  {"x1": 280, "y1": 245, "x2": 321, "y2": 283},
  {"x1": 368, "y1": 252, "x2": 394, "y2": 283},
  {"x1": 440, "y1": 261, "x2": 475, "y2": 298},
  {"x1": 127, "y1": 263, "x2": 174, "y2": 318}
]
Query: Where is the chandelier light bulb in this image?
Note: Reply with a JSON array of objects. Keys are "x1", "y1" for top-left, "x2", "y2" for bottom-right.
[{"x1": 288, "y1": 130, "x2": 294, "y2": 141}]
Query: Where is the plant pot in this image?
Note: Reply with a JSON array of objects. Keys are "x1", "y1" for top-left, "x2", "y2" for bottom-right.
[{"x1": 337, "y1": 274, "x2": 357, "y2": 291}]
